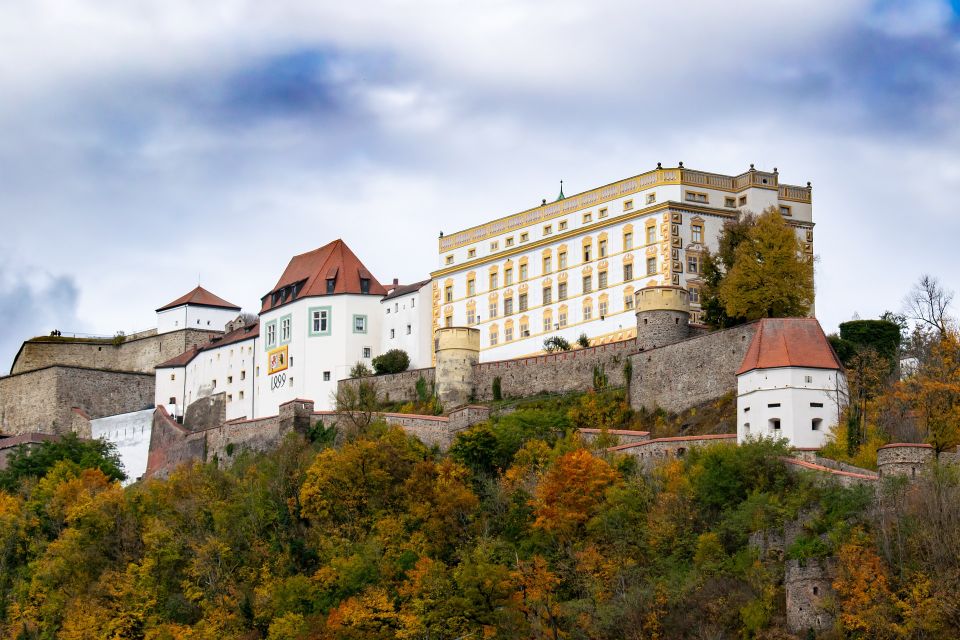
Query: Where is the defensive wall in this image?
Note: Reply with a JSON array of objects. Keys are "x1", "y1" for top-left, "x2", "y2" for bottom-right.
[
  {"x1": 0, "y1": 365, "x2": 154, "y2": 436},
  {"x1": 0, "y1": 433, "x2": 61, "y2": 470},
  {"x1": 10, "y1": 328, "x2": 220, "y2": 375},
  {"x1": 338, "y1": 368, "x2": 436, "y2": 405}
]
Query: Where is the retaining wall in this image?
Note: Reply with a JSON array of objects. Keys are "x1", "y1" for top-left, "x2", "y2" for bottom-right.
[{"x1": 337, "y1": 368, "x2": 436, "y2": 405}]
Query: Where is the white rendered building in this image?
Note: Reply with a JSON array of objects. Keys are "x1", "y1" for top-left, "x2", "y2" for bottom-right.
[
  {"x1": 432, "y1": 165, "x2": 814, "y2": 360},
  {"x1": 155, "y1": 319, "x2": 260, "y2": 421},
  {"x1": 256, "y1": 240, "x2": 387, "y2": 414},
  {"x1": 89, "y1": 408, "x2": 155, "y2": 483},
  {"x1": 736, "y1": 318, "x2": 846, "y2": 449},
  {"x1": 381, "y1": 279, "x2": 433, "y2": 369},
  {"x1": 156, "y1": 286, "x2": 241, "y2": 334}
]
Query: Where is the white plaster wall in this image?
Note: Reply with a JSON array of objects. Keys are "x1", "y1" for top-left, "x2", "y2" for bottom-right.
[
  {"x1": 381, "y1": 285, "x2": 433, "y2": 369},
  {"x1": 155, "y1": 366, "x2": 185, "y2": 417},
  {"x1": 737, "y1": 367, "x2": 846, "y2": 448},
  {"x1": 157, "y1": 305, "x2": 237, "y2": 334},
  {"x1": 90, "y1": 408, "x2": 157, "y2": 484},
  {"x1": 182, "y1": 337, "x2": 258, "y2": 421}
]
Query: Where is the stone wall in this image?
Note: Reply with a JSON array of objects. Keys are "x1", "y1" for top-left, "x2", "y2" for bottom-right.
[
  {"x1": 579, "y1": 428, "x2": 650, "y2": 446},
  {"x1": 144, "y1": 407, "x2": 206, "y2": 479},
  {"x1": 785, "y1": 558, "x2": 837, "y2": 635},
  {"x1": 877, "y1": 443, "x2": 936, "y2": 479},
  {"x1": 10, "y1": 328, "x2": 219, "y2": 375},
  {"x1": 338, "y1": 368, "x2": 436, "y2": 405},
  {"x1": 630, "y1": 323, "x2": 758, "y2": 413},
  {"x1": 473, "y1": 339, "x2": 639, "y2": 402},
  {"x1": 608, "y1": 434, "x2": 737, "y2": 469},
  {"x1": 0, "y1": 366, "x2": 155, "y2": 436},
  {"x1": 0, "y1": 433, "x2": 60, "y2": 470},
  {"x1": 781, "y1": 457, "x2": 878, "y2": 487},
  {"x1": 184, "y1": 392, "x2": 226, "y2": 430}
]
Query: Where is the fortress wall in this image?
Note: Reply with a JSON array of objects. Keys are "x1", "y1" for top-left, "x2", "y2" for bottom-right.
[
  {"x1": 0, "y1": 366, "x2": 154, "y2": 436},
  {"x1": 337, "y1": 368, "x2": 436, "y2": 405},
  {"x1": 785, "y1": 559, "x2": 837, "y2": 634},
  {"x1": 629, "y1": 323, "x2": 758, "y2": 413},
  {"x1": 472, "y1": 339, "x2": 639, "y2": 402},
  {"x1": 10, "y1": 329, "x2": 219, "y2": 375},
  {"x1": 609, "y1": 434, "x2": 738, "y2": 470}
]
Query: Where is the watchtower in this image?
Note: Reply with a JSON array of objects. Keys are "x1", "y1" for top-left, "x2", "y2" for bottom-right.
[
  {"x1": 635, "y1": 286, "x2": 691, "y2": 350},
  {"x1": 434, "y1": 327, "x2": 480, "y2": 409}
]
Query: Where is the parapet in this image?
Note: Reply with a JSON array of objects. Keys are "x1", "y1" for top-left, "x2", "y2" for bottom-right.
[
  {"x1": 635, "y1": 286, "x2": 691, "y2": 313},
  {"x1": 877, "y1": 443, "x2": 935, "y2": 478},
  {"x1": 434, "y1": 327, "x2": 481, "y2": 352}
]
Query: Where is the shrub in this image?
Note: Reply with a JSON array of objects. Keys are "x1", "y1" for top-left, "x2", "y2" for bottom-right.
[
  {"x1": 492, "y1": 376, "x2": 503, "y2": 401},
  {"x1": 372, "y1": 349, "x2": 410, "y2": 375},
  {"x1": 350, "y1": 361, "x2": 373, "y2": 378},
  {"x1": 577, "y1": 333, "x2": 590, "y2": 348},
  {"x1": 543, "y1": 336, "x2": 571, "y2": 353},
  {"x1": 415, "y1": 375, "x2": 430, "y2": 404}
]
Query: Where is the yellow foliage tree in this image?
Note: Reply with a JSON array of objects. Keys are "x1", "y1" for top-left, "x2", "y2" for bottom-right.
[{"x1": 531, "y1": 449, "x2": 619, "y2": 540}]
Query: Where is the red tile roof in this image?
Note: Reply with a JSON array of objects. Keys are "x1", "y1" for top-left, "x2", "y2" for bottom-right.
[
  {"x1": 382, "y1": 279, "x2": 432, "y2": 301},
  {"x1": 737, "y1": 318, "x2": 841, "y2": 376},
  {"x1": 261, "y1": 239, "x2": 387, "y2": 313},
  {"x1": 156, "y1": 321, "x2": 259, "y2": 369},
  {"x1": 157, "y1": 286, "x2": 240, "y2": 312}
]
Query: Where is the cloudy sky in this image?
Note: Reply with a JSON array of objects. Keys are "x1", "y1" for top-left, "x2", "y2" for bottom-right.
[{"x1": 1, "y1": 0, "x2": 958, "y2": 372}]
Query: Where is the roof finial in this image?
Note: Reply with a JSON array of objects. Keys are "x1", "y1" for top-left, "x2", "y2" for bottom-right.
[
  {"x1": 678, "y1": 161, "x2": 684, "y2": 168},
  {"x1": 749, "y1": 163, "x2": 755, "y2": 171},
  {"x1": 656, "y1": 162, "x2": 662, "y2": 169},
  {"x1": 556, "y1": 180, "x2": 565, "y2": 201}
]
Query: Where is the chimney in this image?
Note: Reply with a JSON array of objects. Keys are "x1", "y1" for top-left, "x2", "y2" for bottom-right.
[{"x1": 393, "y1": 278, "x2": 399, "y2": 286}]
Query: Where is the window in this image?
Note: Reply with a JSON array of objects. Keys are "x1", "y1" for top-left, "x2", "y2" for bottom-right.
[
  {"x1": 544, "y1": 224, "x2": 552, "y2": 235},
  {"x1": 543, "y1": 286, "x2": 552, "y2": 304},
  {"x1": 810, "y1": 402, "x2": 824, "y2": 408},
  {"x1": 624, "y1": 231, "x2": 633, "y2": 250},
  {"x1": 543, "y1": 315, "x2": 553, "y2": 332},
  {"x1": 445, "y1": 285, "x2": 453, "y2": 303},
  {"x1": 363, "y1": 347, "x2": 372, "y2": 358},
  {"x1": 521, "y1": 321, "x2": 529, "y2": 337},
  {"x1": 239, "y1": 391, "x2": 244, "y2": 400},
  {"x1": 520, "y1": 232, "x2": 529, "y2": 242},
  {"x1": 310, "y1": 308, "x2": 331, "y2": 336},
  {"x1": 406, "y1": 324, "x2": 411, "y2": 335},
  {"x1": 812, "y1": 418, "x2": 823, "y2": 431},
  {"x1": 519, "y1": 293, "x2": 528, "y2": 311},
  {"x1": 583, "y1": 245, "x2": 592, "y2": 262},
  {"x1": 240, "y1": 370, "x2": 246, "y2": 380},
  {"x1": 489, "y1": 302, "x2": 498, "y2": 319},
  {"x1": 445, "y1": 254, "x2": 454, "y2": 265},
  {"x1": 505, "y1": 325, "x2": 513, "y2": 341},
  {"x1": 724, "y1": 197, "x2": 736, "y2": 208},
  {"x1": 212, "y1": 379, "x2": 217, "y2": 388},
  {"x1": 770, "y1": 418, "x2": 781, "y2": 430},
  {"x1": 744, "y1": 407, "x2": 750, "y2": 412},
  {"x1": 543, "y1": 256, "x2": 552, "y2": 273},
  {"x1": 623, "y1": 200, "x2": 633, "y2": 211},
  {"x1": 505, "y1": 237, "x2": 514, "y2": 247},
  {"x1": 490, "y1": 273, "x2": 498, "y2": 289},
  {"x1": 558, "y1": 220, "x2": 568, "y2": 231},
  {"x1": 467, "y1": 308, "x2": 476, "y2": 324},
  {"x1": 505, "y1": 268, "x2": 513, "y2": 285},
  {"x1": 353, "y1": 315, "x2": 367, "y2": 334},
  {"x1": 558, "y1": 282, "x2": 568, "y2": 300},
  {"x1": 558, "y1": 309, "x2": 567, "y2": 327},
  {"x1": 323, "y1": 371, "x2": 331, "y2": 382},
  {"x1": 325, "y1": 277, "x2": 335, "y2": 293},
  {"x1": 646, "y1": 225, "x2": 656, "y2": 245},
  {"x1": 558, "y1": 251, "x2": 567, "y2": 269},
  {"x1": 689, "y1": 287, "x2": 700, "y2": 304},
  {"x1": 169, "y1": 396, "x2": 176, "y2": 404},
  {"x1": 625, "y1": 293, "x2": 635, "y2": 310},
  {"x1": 780, "y1": 205, "x2": 792, "y2": 216},
  {"x1": 583, "y1": 212, "x2": 593, "y2": 223},
  {"x1": 805, "y1": 375, "x2": 813, "y2": 384},
  {"x1": 490, "y1": 328, "x2": 498, "y2": 346},
  {"x1": 266, "y1": 321, "x2": 277, "y2": 347},
  {"x1": 692, "y1": 223, "x2": 703, "y2": 244},
  {"x1": 519, "y1": 263, "x2": 528, "y2": 280},
  {"x1": 768, "y1": 403, "x2": 781, "y2": 408},
  {"x1": 738, "y1": 195, "x2": 747, "y2": 206},
  {"x1": 599, "y1": 300, "x2": 608, "y2": 316},
  {"x1": 646, "y1": 256, "x2": 657, "y2": 275},
  {"x1": 504, "y1": 297, "x2": 514, "y2": 315},
  {"x1": 227, "y1": 394, "x2": 233, "y2": 403},
  {"x1": 646, "y1": 192, "x2": 656, "y2": 204},
  {"x1": 227, "y1": 375, "x2": 233, "y2": 384},
  {"x1": 390, "y1": 328, "x2": 396, "y2": 338},
  {"x1": 624, "y1": 263, "x2": 634, "y2": 281},
  {"x1": 583, "y1": 304, "x2": 592, "y2": 320},
  {"x1": 411, "y1": 298, "x2": 415, "y2": 307},
  {"x1": 170, "y1": 373, "x2": 175, "y2": 381},
  {"x1": 467, "y1": 278, "x2": 476, "y2": 296},
  {"x1": 468, "y1": 248, "x2": 476, "y2": 259},
  {"x1": 445, "y1": 315, "x2": 453, "y2": 327},
  {"x1": 490, "y1": 241, "x2": 499, "y2": 251},
  {"x1": 599, "y1": 239, "x2": 607, "y2": 258},
  {"x1": 598, "y1": 271, "x2": 608, "y2": 289},
  {"x1": 687, "y1": 254, "x2": 700, "y2": 274},
  {"x1": 685, "y1": 191, "x2": 708, "y2": 203},
  {"x1": 583, "y1": 275, "x2": 592, "y2": 294},
  {"x1": 360, "y1": 278, "x2": 370, "y2": 294}
]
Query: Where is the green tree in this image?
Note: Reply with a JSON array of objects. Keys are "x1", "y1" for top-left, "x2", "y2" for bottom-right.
[
  {"x1": 371, "y1": 349, "x2": 410, "y2": 374},
  {"x1": 718, "y1": 208, "x2": 814, "y2": 320},
  {"x1": 700, "y1": 213, "x2": 755, "y2": 328},
  {"x1": 0, "y1": 433, "x2": 125, "y2": 491}
]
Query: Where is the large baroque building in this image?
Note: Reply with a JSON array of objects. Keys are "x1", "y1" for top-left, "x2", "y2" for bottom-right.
[{"x1": 431, "y1": 164, "x2": 814, "y2": 360}]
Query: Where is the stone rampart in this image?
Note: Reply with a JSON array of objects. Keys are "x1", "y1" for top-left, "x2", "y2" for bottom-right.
[
  {"x1": 579, "y1": 428, "x2": 650, "y2": 446},
  {"x1": 144, "y1": 406, "x2": 206, "y2": 479},
  {"x1": 785, "y1": 558, "x2": 837, "y2": 635},
  {"x1": 877, "y1": 443, "x2": 936, "y2": 479},
  {"x1": 473, "y1": 339, "x2": 639, "y2": 402},
  {"x1": 608, "y1": 434, "x2": 737, "y2": 469},
  {"x1": 781, "y1": 457, "x2": 878, "y2": 487},
  {"x1": 629, "y1": 322, "x2": 758, "y2": 413},
  {"x1": 338, "y1": 368, "x2": 436, "y2": 405},
  {"x1": 10, "y1": 328, "x2": 219, "y2": 375},
  {"x1": 0, "y1": 366, "x2": 154, "y2": 436}
]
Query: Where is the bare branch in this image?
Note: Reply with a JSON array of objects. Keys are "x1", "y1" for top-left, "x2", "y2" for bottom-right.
[{"x1": 904, "y1": 274, "x2": 954, "y2": 335}]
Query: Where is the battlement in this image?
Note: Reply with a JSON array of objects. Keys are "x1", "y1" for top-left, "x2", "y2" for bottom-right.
[
  {"x1": 635, "y1": 285, "x2": 691, "y2": 313},
  {"x1": 434, "y1": 326, "x2": 481, "y2": 352}
]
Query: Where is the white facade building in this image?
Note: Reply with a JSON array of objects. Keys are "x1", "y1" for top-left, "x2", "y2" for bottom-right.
[
  {"x1": 156, "y1": 286, "x2": 241, "y2": 334},
  {"x1": 381, "y1": 279, "x2": 433, "y2": 369},
  {"x1": 90, "y1": 408, "x2": 156, "y2": 484},
  {"x1": 432, "y1": 165, "x2": 814, "y2": 361},
  {"x1": 255, "y1": 240, "x2": 387, "y2": 415},
  {"x1": 736, "y1": 318, "x2": 846, "y2": 449}
]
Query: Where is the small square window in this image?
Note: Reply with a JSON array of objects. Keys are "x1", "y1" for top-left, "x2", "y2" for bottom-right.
[
  {"x1": 468, "y1": 248, "x2": 476, "y2": 259},
  {"x1": 598, "y1": 208, "x2": 608, "y2": 218},
  {"x1": 169, "y1": 396, "x2": 176, "y2": 404},
  {"x1": 520, "y1": 232, "x2": 529, "y2": 242},
  {"x1": 558, "y1": 220, "x2": 568, "y2": 231},
  {"x1": 543, "y1": 224, "x2": 552, "y2": 235},
  {"x1": 780, "y1": 205, "x2": 792, "y2": 216},
  {"x1": 445, "y1": 254, "x2": 454, "y2": 265},
  {"x1": 506, "y1": 237, "x2": 514, "y2": 247},
  {"x1": 738, "y1": 195, "x2": 747, "y2": 206},
  {"x1": 227, "y1": 376, "x2": 233, "y2": 384},
  {"x1": 490, "y1": 241, "x2": 499, "y2": 251},
  {"x1": 323, "y1": 371, "x2": 331, "y2": 381},
  {"x1": 623, "y1": 200, "x2": 633, "y2": 211},
  {"x1": 363, "y1": 347, "x2": 372, "y2": 358},
  {"x1": 583, "y1": 212, "x2": 593, "y2": 223},
  {"x1": 805, "y1": 375, "x2": 813, "y2": 383},
  {"x1": 646, "y1": 193, "x2": 656, "y2": 204},
  {"x1": 724, "y1": 197, "x2": 736, "y2": 208}
]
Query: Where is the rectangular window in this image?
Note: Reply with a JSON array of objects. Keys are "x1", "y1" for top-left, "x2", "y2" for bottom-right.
[
  {"x1": 689, "y1": 287, "x2": 700, "y2": 304},
  {"x1": 170, "y1": 373, "x2": 175, "y2": 381},
  {"x1": 624, "y1": 232, "x2": 633, "y2": 250},
  {"x1": 583, "y1": 212, "x2": 593, "y2": 223},
  {"x1": 624, "y1": 263, "x2": 634, "y2": 281},
  {"x1": 738, "y1": 195, "x2": 747, "y2": 206},
  {"x1": 646, "y1": 225, "x2": 656, "y2": 245},
  {"x1": 687, "y1": 255, "x2": 700, "y2": 274},
  {"x1": 519, "y1": 293, "x2": 528, "y2": 311},
  {"x1": 489, "y1": 303, "x2": 498, "y2": 319},
  {"x1": 505, "y1": 325, "x2": 513, "y2": 342},
  {"x1": 519, "y1": 264, "x2": 528, "y2": 280},
  {"x1": 310, "y1": 308, "x2": 331, "y2": 336},
  {"x1": 212, "y1": 379, "x2": 217, "y2": 388},
  {"x1": 504, "y1": 297, "x2": 514, "y2": 315},
  {"x1": 812, "y1": 418, "x2": 822, "y2": 431},
  {"x1": 490, "y1": 273, "x2": 498, "y2": 289},
  {"x1": 468, "y1": 248, "x2": 476, "y2": 258},
  {"x1": 599, "y1": 208, "x2": 608, "y2": 219},
  {"x1": 599, "y1": 239, "x2": 607, "y2": 258},
  {"x1": 505, "y1": 268, "x2": 513, "y2": 285},
  {"x1": 520, "y1": 232, "x2": 529, "y2": 242},
  {"x1": 810, "y1": 402, "x2": 824, "y2": 408},
  {"x1": 646, "y1": 192, "x2": 656, "y2": 204},
  {"x1": 406, "y1": 324, "x2": 411, "y2": 335},
  {"x1": 768, "y1": 403, "x2": 781, "y2": 408},
  {"x1": 584, "y1": 245, "x2": 592, "y2": 262},
  {"x1": 558, "y1": 220, "x2": 568, "y2": 231},
  {"x1": 780, "y1": 205, "x2": 792, "y2": 216},
  {"x1": 390, "y1": 328, "x2": 395, "y2": 338},
  {"x1": 353, "y1": 315, "x2": 367, "y2": 334},
  {"x1": 445, "y1": 285, "x2": 453, "y2": 303},
  {"x1": 584, "y1": 304, "x2": 592, "y2": 320},
  {"x1": 467, "y1": 279, "x2": 476, "y2": 296},
  {"x1": 240, "y1": 370, "x2": 246, "y2": 380},
  {"x1": 543, "y1": 256, "x2": 552, "y2": 273},
  {"x1": 599, "y1": 300, "x2": 608, "y2": 316},
  {"x1": 490, "y1": 241, "x2": 499, "y2": 251},
  {"x1": 685, "y1": 191, "x2": 708, "y2": 203},
  {"x1": 467, "y1": 308, "x2": 476, "y2": 324},
  {"x1": 363, "y1": 347, "x2": 372, "y2": 358},
  {"x1": 625, "y1": 294, "x2": 634, "y2": 310},
  {"x1": 505, "y1": 237, "x2": 514, "y2": 247},
  {"x1": 239, "y1": 391, "x2": 244, "y2": 400},
  {"x1": 169, "y1": 396, "x2": 176, "y2": 404},
  {"x1": 543, "y1": 286, "x2": 552, "y2": 305},
  {"x1": 445, "y1": 315, "x2": 453, "y2": 327},
  {"x1": 490, "y1": 330, "x2": 498, "y2": 346},
  {"x1": 623, "y1": 200, "x2": 633, "y2": 211},
  {"x1": 544, "y1": 224, "x2": 553, "y2": 235},
  {"x1": 445, "y1": 254, "x2": 454, "y2": 265},
  {"x1": 227, "y1": 394, "x2": 232, "y2": 402},
  {"x1": 692, "y1": 224, "x2": 703, "y2": 243},
  {"x1": 558, "y1": 310, "x2": 567, "y2": 327},
  {"x1": 323, "y1": 371, "x2": 331, "y2": 381},
  {"x1": 227, "y1": 376, "x2": 233, "y2": 384},
  {"x1": 583, "y1": 275, "x2": 592, "y2": 294},
  {"x1": 558, "y1": 251, "x2": 567, "y2": 269},
  {"x1": 598, "y1": 271, "x2": 608, "y2": 288},
  {"x1": 543, "y1": 316, "x2": 552, "y2": 332},
  {"x1": 266, "y1": 321, "x2": 277, "y2": 348},
  {"x1": 724, "y1": 197, "x2": 736, "y2": 208},
  {"x1": 553, "y1": 281, "x2": 565, "y2": 300},
  {"x1": 646, "y1": 256, "x2": 657, "y2": 275}
]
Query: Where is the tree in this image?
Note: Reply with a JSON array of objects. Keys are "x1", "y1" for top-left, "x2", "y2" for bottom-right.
[
  {"x1": 0, "y1": 433, "x2": 125, "y2": 491},
  {"x1": 349, "y1": 361, "x2": 373, "y2": 378},
  {"x1": 333, "y1": 380, "x2": 380, "y2": 437},
  {"x1": 718, "y1": 208, "x2": 814, "y2": 321},
  {"x1": 896, "y1": 330, "x2": 960, "y2": 452},
  {"x1": 699, "y1": 213, "x2": 756, "y2": 328},
  {"x1": 542, "y1": 336, "x2": 571, "y2": 353},
  {"x1": 531, "y1": 449, "x2": 619, "y2": 540},
  {"x1": 577, "y1": 333, "x2": 590, "y2": 348},
  {"x1": 372, "y1": 349, "x2": 410, "y2": 375},
  {"x1": 904, "y1": 274, "x2": 954, "y2": 336}
]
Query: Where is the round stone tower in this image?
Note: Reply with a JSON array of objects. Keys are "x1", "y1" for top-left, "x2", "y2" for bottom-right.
[
  {"x1": 434, "y1": 327, "x2": 480, "y2": 409},
  {"x1": 635, "y1": 285, "x2": 691, "y2": 350}
]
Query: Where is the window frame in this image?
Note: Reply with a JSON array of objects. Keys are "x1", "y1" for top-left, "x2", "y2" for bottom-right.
[
  {"x1": 352, "y1": 314, "x2": 368, "y2": 334},
  {"x1": 308, "y1": 306, "x2": 332, "y2": 337}
]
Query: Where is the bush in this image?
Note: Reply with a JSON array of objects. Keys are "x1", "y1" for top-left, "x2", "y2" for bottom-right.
[
  {"x1": 350, "y1": 361, "x2": 373, "y2": 378},
  {"x1": 543, "y1": 336, "x2": 571, "y2": 353},
  {"x1": 0, "y1": 432, "x2": 126, "y2": 490},
  {"x1": 492, "y1": 376, "x2": 503, "y2": 401},
  {"x1": 577, "y1": 333, "x2": 590, "y2": 348},
  {"x1": 372, "y1": 349, "x2": 410, "y2": 375}
]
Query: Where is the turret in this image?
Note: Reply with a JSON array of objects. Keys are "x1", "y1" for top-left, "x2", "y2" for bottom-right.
[
  {"x1": 434, "y1": 327, "x2": 480, "y2": 409},
  {"x1": 635, "y1": 286, "x2": 690, "y2": 350}
]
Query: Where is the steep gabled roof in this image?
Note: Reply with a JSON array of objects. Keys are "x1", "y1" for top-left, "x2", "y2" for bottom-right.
[
  {"x1": 156, "y1": 286, "x2": 240, "y2": 313},
  {"x1": 156, "y1": 321, "x2": 259, "y2": 369},
  {"x1": 260, "y1": 239, "x2": 387, "y2": 313},
  {"x1": 737, "y1": 318, "x2": 841, "y2": 375},
  {"x1": 382, "y1": 279, "x2": 432, "y2": 302}
]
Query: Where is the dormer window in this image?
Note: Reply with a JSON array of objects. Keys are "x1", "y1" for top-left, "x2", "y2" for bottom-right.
[
  {"x1": 326, "y1": 278, "x2": 336, "y2": 294},
  {"x1": 360, "y1": 278, "x2": 371, "y2": 294}
]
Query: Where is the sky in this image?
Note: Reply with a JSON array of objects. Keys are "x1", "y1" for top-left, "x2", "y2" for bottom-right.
[{"x1": 0, "y1": 0, "x2": 958, "y2": 373}]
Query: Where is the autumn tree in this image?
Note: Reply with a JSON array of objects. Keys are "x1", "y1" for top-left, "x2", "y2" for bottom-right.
[
  {"x1": 896, "y1": 330, "x2": 960, "y2": 452},
  {"x1": 904, "y1": 274, "x2": 954, "y2": 336},
  {"x1": 717, "y1": 208, "x2": 814, "y2": 321},
  {"x1": 531, "y1": 449, "x2": 619, "y2": 541},
  {"x1": 700, "y1": 212, "x2": 755, "y2": 328}
]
